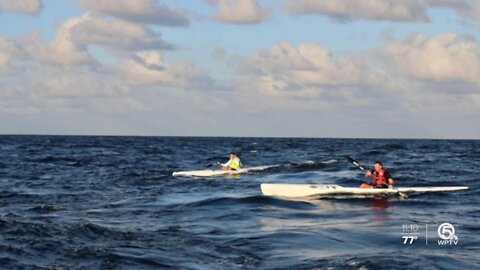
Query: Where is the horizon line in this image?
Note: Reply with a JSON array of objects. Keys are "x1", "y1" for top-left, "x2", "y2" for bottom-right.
[{"x1": 1, "y1": 133, "x2": 478, "y2": 141}]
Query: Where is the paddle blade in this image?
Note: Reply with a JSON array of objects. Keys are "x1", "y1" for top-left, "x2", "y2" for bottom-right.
[{"x1": 345, "y1": 155, "x2": 365, "y2": 171}]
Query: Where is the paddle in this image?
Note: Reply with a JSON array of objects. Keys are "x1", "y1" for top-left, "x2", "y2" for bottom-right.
[
  {"x1": 345, "y1": 155, "x2": 366, "y2": 171},
  {"x1": 345, "y1": 155, "x2": 369, "y2": 185},
  {"x1": 206, "y1": 162, "x2": 219, "y2": 168}
]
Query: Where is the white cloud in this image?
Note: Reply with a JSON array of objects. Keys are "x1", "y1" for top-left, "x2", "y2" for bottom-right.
[
  {"x1": 228, "y1": 36, "x2": 480, "y2": 126},
  {"x1": 1, "y1": 70, "x2": 131, "y2": 100},
  {"x1": 422, "y1": 0, "x2": 480, "y2": 22},
  {"x1": 0, "y1": 68, "x2": 145, "y2": 116},
  {"x1": 24, "y1": 15, "x2": 93, "y2": 66},
  {"x1": 0, "y1": 6, "x2": 216, "y2": 117},
  {"x1": 69, "y1": 13, "x2": 172, "y2": 51},
  {"x1": 0, "y1": 38, "x2": 23, "y2": 75},
  {"x1": 34, "y1": 73, "x2": 130, "y2": 98},
  {"x1": 0, "y1": 0, "x2": 42, "y2": 15},
  {"x1": 205, "y1": 0, "x2": 267, "y2": 24},
  {"x1": 284, "y1": 0, "x2": 480, "y2": 23},
  {"x1": 0, "y1": 52, "x2": 9, "y2": 72},
  {"x1": 234, "y1": 35, "x2": 480, "y2": 106},
  {"x1": 0, "y1": 103, "x2": 38, "y2": 115},
  {"x1": 378, "y1": 32, "x2": 480, "y2": 83},
  {"x1": 118, "y1": 50, "x2": 213, "y2": 88},
  {"x1": 234, "y1": 41, "x2": 386, "y2": 104},
  {"x1": 89, "y1": 96, "x2": 145, "y2": 114},
  {"x1": 5, "y1": 12, "x2": 172, "y2": 67},
  {"x1": 284, "y1": 0, "x2": 427, "y2": 22},
  {"x1": 78, "y1": 0, "x2": 189, "y2": 26},
  {"x1": 463, "y1": 2, "x2": 480, "y2": 21}
]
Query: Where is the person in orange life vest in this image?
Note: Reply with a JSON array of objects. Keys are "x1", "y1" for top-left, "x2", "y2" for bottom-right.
[
  {"x1": 359, "y1": 161, "x2": 395, "y2": 189},
  {"x1": 217, "y1": 152, "x2": 242, "y2": 171}
]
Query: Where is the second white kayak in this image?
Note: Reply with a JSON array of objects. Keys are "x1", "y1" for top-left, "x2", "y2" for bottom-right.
[
  {"x1": 172, "y1": 159, "x2": 337, "y2": 177},
  {"x1": 172, "y1": 165, "x2": 276, "y2": 177},
  {"x1": 260, "y1": 183, "x2": 469, "y2": 198}
]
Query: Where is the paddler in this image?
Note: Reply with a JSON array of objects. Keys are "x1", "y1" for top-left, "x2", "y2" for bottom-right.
[
  {"x1": 217, "y1": 152, "x2": 242, "y2": 171},
  {"x1": 360, "y1": 160, "x2": 395, "y2": 189}
]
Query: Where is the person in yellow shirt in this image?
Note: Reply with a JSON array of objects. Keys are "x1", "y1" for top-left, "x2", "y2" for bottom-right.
[{"x1": 217, "y1": 152, "x2": 242, "y2": 171}]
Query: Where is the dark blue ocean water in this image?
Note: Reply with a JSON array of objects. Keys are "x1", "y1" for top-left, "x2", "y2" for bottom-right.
[{"x1": 0, "y1": 136, "x2": 479, "y2": 269}]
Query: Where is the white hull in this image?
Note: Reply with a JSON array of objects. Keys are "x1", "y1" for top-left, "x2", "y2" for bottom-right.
[
  {"x1": 260, "y1": 183, "x2": 469, "y2": 198},
  {"x1": 173, "y1": 159, "x2": 337, "y2": 177},
  {"x1": 172, "y1": 165, "x2": 277, "y2": 177}
]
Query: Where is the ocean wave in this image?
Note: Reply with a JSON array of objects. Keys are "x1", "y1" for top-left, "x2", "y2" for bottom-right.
[{"x1": 178, "y1": 195, "x2": 317, "y2": 210}]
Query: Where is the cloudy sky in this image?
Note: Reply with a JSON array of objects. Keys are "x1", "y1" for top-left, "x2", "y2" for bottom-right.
[{"x1": 1, "y1": 0, "x2": 479, "y2": 139}]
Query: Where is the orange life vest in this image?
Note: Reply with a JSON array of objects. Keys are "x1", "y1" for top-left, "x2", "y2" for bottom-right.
[{"x1": 372, "y1": 169, "x2": 388, "y2": 187}]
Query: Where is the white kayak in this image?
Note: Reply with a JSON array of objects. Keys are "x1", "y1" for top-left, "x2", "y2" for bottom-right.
[
  {"x1": 172, "y1": 159, "x2": 337, "y2": 177},
  {"x1": 260, "y1": 183, "x2": 469, "y2": 198},
  {"x1": 172, "y1": 165, "x2": 277, "y2": 177}
]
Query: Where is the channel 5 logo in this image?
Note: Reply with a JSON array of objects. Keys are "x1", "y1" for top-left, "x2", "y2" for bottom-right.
[{"x1": 437, "y1": 223, "x2": 459, "y2": 245}]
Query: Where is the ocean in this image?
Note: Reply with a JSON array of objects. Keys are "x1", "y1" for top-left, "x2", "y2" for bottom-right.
[{"x1": 0, "y1": 135, "x2": 478, "y2": 269}]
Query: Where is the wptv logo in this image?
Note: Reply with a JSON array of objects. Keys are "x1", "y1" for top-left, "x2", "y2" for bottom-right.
[{"x1": 437, "y1": 223, "x2": 459, "y2": 246}]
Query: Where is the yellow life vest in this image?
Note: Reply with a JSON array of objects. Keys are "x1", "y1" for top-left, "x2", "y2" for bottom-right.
[{"x1": 229, "y1": 157, "x2": 241, "y2": 170}]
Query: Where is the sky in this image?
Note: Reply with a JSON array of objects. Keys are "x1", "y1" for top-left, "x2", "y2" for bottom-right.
[{"x1": 1, "y1": 0, "x2": 480, "y2": 139}]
